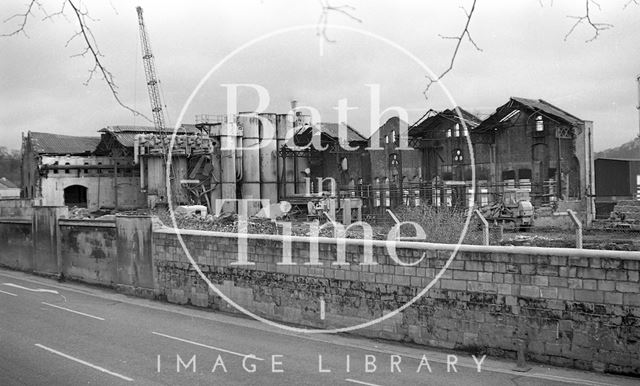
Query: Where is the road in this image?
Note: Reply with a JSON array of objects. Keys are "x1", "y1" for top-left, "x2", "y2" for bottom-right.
[{"x1": 0, "y1": 267, "x2": 636, "y2": 386}]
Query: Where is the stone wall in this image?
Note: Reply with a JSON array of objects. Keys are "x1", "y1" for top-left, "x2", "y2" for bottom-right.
[
  {"x1": 1, "y1": 204, "x2": 638, "y2": 375},
  {"x1": 59, "y1": 219, "x2": 117, "y2": 285},
  {"x1": 0, "y1": 199, "x2": 34, "y2": 219},
  {"x1": 0, "y1": 219, "x2": 33, "y2": 270},
  {"x1": 153, "y1": 229, "x2": 640, "y2": 375}
]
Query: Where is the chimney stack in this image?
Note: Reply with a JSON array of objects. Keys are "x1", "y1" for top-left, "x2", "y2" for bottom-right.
[{"x1": 290, "y1": 100, "x2": 300, "y2": 116}]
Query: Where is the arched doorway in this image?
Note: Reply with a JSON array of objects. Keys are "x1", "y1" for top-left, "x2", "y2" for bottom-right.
[{"x1": 64, "y1": 185, "x2": 88, "y2": 207}]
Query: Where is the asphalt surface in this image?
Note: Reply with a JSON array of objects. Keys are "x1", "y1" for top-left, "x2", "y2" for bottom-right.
[{"x1": 0, "y1": 267, "x2": 637, "y2": 386}]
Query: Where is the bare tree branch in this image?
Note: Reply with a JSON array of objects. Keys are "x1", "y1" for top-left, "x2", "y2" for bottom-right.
[
  {"x1": 564, "y1": 0, "x2": 614, "y2": 43},
  {"x1": 1, "y1": 0, "x2": 152, "y2": 122},
  {"x1": 1, "y1": 0, "x2": 42, "y2": 38},
  {"x1": 423, "y1": 0, "x2": 480, "y2": 100},
  {"x1": 316, "y1": 0, "x2": 362, "y2": 43}
]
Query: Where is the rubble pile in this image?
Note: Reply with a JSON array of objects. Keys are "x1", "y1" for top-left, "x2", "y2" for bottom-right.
[
  {"x1": 152, "y1": 207, "x2": 389, "y2": 239},
  {"x1": 610, "y1": 200, "x2": 640, "y2": 224},
  {"x1": 68, "y1": 207, "x2": 92, "y2": 219},
  {"x1": 500, "y1": 234, "x2": 568, "y2": 248},
  {"x1": 154, "y1": 209, "x2": 279, "y2": 234}
]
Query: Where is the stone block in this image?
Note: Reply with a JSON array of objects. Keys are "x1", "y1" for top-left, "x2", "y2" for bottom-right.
[
  {"x1": 440, "y1": 279, "x2": 467, "y2": 291},
  {"x1": 465, "y1": 261, "x2": 483, "y2": 271},
  {"x1": 623, "y1": 293, "x2": 640, "y2": 306},
  {"x1": 549, "y1": 277, "x2": 568, "y2": 287},
  {"x1": 520, "y1": 285, "x2": 540, "y2": 298},
  {"x1": 616, "y1": 282, "x2": 640, "y2": 293},
  {"x1": 453, "y1": 270, "x2": 478, "y2": 280},
  {"x1": 604, "y1": 292, "x2": 623, "y2": 305},
  {"x1": 498, "y1": 284, "x2": 512, "y2": 295},
  {"x1": 375, "y1": 273, "x2": 391, "y2": 284},
  {"x1": 520, "y1": 264, "x2": 536, "y2": 275},
  {"x1": 568, "y1": 278, "x2": 582, "y2": 289},
  {"x1": 558, "y1": 288, "x2": 574, "y2": 300},
  {"x1": 597, "y1": 280, "x2": 615, "y2": 291},
  {"x1": 574, "y1": 290, "x2": 604, "y2": 304},
  {"x1": 392, "y1": 275, "x2": 410, "y2": 286},
  {"x1": 533, "y1": 275, "x2": 549, "y2": 286},
  {"x1": 540, "y1": 287, "x2": 558, "y2": 299},
  {"x1": 478, "y1": 272, "x2": 492, "y2": 282},
  {"x1": 568, "y1": 256, "x2": 589, "y2": 267},
  {"x1": 578, "y1": 268, "x2": 605, "y2": 280}
]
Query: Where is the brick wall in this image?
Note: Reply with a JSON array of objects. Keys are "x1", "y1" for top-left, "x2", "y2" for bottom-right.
[{"x1": 153, "y1": 229, "x2": 640, "y2": 375}]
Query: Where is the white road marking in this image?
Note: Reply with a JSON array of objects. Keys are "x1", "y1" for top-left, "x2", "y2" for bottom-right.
[
  {"x1": 34, "y1": 344, "x2": 133, "y2": 382},
  {"x1": 41, "y1": 302, "x2": 105, "y2": 321},
  {"x1": 4, "y1": 283, "x2": 60, "y2": 295},
  {"x1": 0, "y1": 289, "x2": 17, "y2": 296},
  {"x1": 152, "y1": 331, "x2": 264, "y2": 361},
  {"x1": 345, "y1": 379, "x2": 382, "y2": 386}
]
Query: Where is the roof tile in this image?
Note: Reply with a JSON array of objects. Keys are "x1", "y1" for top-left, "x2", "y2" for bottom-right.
[{"x1": 29, "y1": 132, "x2": 100, "y2": 155}]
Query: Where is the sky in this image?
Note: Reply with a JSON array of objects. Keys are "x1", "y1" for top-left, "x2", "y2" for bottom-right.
[{"x1": 1, "y1": 0, "x2": 639, "y2": 152}]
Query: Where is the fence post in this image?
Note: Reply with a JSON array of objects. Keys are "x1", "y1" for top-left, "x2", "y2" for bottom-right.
[
  {"x1": 554, "y1": 210, "x2": 583, "y2": 249},
  {"x1": 566, "y1": 209, "x2": 583, "y2": 249},
  {"x1": 474, "y1": 209, "x2": 490, "y2": 246}
]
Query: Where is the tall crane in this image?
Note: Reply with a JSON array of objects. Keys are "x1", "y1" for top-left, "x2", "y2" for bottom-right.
[{"x1": 136, "y1": 6, "x2": 166, "y2": 135}]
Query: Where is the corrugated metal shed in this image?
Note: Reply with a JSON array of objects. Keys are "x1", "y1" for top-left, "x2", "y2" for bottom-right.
[{"x1": 28, "y1": 132, "x2": 100, "y2": 155}]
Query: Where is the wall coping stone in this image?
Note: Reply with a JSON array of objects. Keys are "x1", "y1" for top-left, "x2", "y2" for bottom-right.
[
  {"x1": 59, "y1": 219, "x2": 116, "y2": 228},
  {"x1": 0, "y1": 218, "x2": 31, "y2": 224},
  {"x1": 154, "y1": 227, "x2": 640, "y2": 260}
]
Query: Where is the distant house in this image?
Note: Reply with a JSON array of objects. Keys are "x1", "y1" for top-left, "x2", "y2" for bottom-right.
[{"x1": 0, "y1": 177, "x2": 20, "y2": 198}]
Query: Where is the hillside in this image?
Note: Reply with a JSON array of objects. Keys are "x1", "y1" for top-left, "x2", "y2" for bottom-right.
[
  {"x1": 595, "y1": 137, "x2": 640, "y2": 160},
  {"x1": 0, "y1": 147, "x2": 20, "y2": 186}
]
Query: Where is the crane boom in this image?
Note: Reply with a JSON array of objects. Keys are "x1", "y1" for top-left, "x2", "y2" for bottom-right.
[{"x1": 136, "y1": 6, "x2": 166, "y2": 134}]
